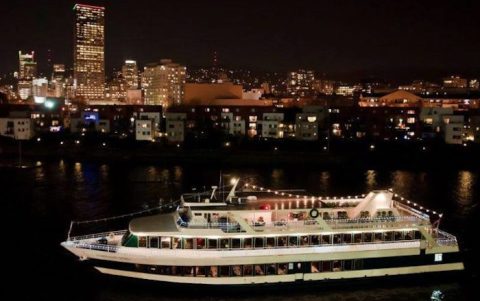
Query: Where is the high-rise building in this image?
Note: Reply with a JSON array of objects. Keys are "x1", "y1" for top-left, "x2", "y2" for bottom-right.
[
  {"x1": 18, "y1": 51, "x2": 37, "y2": 80},
  {"x1": 32, "y1": 78, "x2": 49, "y2": 103},
  {"x1": 287, "y1": 70, "x2": 315, "y2": 97},
  {"x1": 122, "y1": 60, "x2": 139, "y2": 89},
  {"x1": 52, "y1": 64, "x2": 66, "y2": 98},
  {"x1": 18, "y1": 51, "x2": 37, "y2": 100},
  {"x1": 18, "y1": 81, "x2": 32, "y2": 101},
  {"x1": 142, "y1": 59, "x2": 186, "y2": 107},
  {"x1": 106, "y1": 72, "x2": 127, "y2": 102},
  {"x1": 73, "y1": 3, "x2": 105, "y2": 102}
]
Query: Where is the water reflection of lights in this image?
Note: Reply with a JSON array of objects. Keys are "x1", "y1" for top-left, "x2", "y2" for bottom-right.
[
  {"x1": 365, "y1": 170, "x2": 377, "y2": 189},
  {"x1": 320, "y1": 171, "x2": 330, "y2": 190},
  {"x1": 430, "y1": 289, "x2": 444, "y2": 301},
  {"x1": 100, "y1": 164, "x2": 108, "y2": 179},
  {"x1": 391, "y1": 171, "x2": 416, "y2": 194},
  {"x1": 58, "y1": 160, "x2": 66, "y2": 178},
  {"x1": 456, "y1": 171, "x2": 474, "y2": 206}
]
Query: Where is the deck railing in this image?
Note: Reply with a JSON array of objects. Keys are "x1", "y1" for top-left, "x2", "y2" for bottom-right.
[
  {"x1": 68, "y1": 230, "x2": 127, "y2": 242},
  {"x1": 394, "y1": 202, "x2": 430, "y2": 220},
  {"x1": 180, "y1": 221, "x2": 243, "y2": 233},
  {"x1": 69, "y1": 239, "x2": 421, "y2": 254},
  {"x1": 433, "y1": 229, "x2": 458, "y2": 246},
  {"x1": 74, "y1": 242, "x2": 119, "y2": 253},
  {"x1": 325, "y1": 216, "x2": 429, "y2": 230},
  {"x1": 251, "y1": 216, "x2": 428, "y2": 231}
]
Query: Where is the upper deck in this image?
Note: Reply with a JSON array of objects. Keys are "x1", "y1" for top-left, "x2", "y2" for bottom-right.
[
  {"x1": 65, "y1": 189, "x2": 459, "y2": 256},
  {"x1": 129, "y1": 190, "x2": 435, "y2": 236}
]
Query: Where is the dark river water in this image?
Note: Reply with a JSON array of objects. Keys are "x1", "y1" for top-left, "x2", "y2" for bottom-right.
[{"x1": 2, "y1": 160, "x2": 478, "y2": 300}]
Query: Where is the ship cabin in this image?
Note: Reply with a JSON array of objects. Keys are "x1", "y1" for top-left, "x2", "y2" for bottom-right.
[{"x1": 120, "y1": 190, "x2": 457, "y2": 252}]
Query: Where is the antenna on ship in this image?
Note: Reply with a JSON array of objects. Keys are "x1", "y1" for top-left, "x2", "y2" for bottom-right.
[
  {"x1": 219, "y1": 170, "x2": 224, "y2": 202},
  {"x1": 432, "y1": 213, "x2": 443, "y2": 231}
]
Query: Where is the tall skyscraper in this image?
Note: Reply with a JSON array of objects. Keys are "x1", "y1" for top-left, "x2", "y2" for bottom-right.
[
  {"x1": 18, "y1": 51, "x2": 37, "y2": 100},
  {"x1": 73, "y1": 3, "x2": 105, "y2": 102},
  {"x1": 122, "y1": 60, "x2": 139, "y2": 89},
  {"x1": 143, "y1": 59, "x2": 186, "y2": 107},
  {"x1": 52, "y1": 64, "x2": 66, "y2": 98},
  {"x1": 18, "y1": 51, "x2": 37, "y2": 79}
]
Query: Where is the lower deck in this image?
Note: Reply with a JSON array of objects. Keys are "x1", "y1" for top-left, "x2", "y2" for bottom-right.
[{"x1": 87, "y1": 251, "x2": 464, "y2": 285}]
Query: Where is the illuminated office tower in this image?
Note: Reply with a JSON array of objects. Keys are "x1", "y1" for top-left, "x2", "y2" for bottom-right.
[
  {"x1": 143, "y1": 59, "x2": 186, "y2": 107},
  {"x1": 122, "y1": 60, "x2": 139, "y2": 89},
  {"x1": 52, "y1": 64, "x2": 66, "y2": 98},
  {"x1": 32, "y1": 78, "x2": 48, "y2": 103},
  {"x1": 18, "y1": 51, "x2": 37, "y2": 80},
  {"x1": 73, "y1": 3, "x2": 105, "y2": 102},
  {"x1": 18, "y1": 51, "x2": 37, "y2": 100}
]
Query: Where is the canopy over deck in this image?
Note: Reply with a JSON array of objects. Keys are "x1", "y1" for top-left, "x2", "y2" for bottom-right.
[{"x1": 129, "y1": 213, "x2": 179, "y2": 235}]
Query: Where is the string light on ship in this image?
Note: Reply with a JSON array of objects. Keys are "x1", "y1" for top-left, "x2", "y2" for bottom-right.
[
  {"x1": 391, "y1": 190, "x2": 443, "y2": 218},
  {"x1": 244, "y1": 182, "x2": 365, "y2": 204}
]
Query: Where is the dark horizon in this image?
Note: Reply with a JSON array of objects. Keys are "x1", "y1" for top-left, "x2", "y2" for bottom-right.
[{"x1": 1, "y1": 0, "x2": 479, "y2": 82}]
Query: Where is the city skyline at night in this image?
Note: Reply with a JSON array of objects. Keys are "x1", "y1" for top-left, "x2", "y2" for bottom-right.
[
  {"x1": 0, "y1": 0, "x2": 479, "y2": 81},
  {"x1": 1, "y1": 2, "x2": 479, "y2": 300}
]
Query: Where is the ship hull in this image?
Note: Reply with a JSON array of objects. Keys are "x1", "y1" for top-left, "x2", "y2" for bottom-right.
[{"x1": 62, "y1": 241, "x2": 464, "y2": 286}]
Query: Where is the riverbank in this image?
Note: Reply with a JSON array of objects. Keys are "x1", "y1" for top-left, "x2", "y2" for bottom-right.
[{"x1": 1, "y1": 137, "x2": 478, "y2": 169}]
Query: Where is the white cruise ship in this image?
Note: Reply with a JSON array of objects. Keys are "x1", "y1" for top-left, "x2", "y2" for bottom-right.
[{"x1": 61, "y1": 179, "x2": 464, "y2": 285}]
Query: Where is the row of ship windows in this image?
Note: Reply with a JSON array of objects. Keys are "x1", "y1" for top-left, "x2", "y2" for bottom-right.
[
  {"x1": 136, "y1": 230, "x2": 422, "y2": 249},
  {"x1": 137, "y1": 260, "x2": 364, "y2": 277}
]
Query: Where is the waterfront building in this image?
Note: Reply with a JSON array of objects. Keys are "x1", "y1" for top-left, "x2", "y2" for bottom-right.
[
  {"x1": 0, "y1": 117, "x2": 35, "y2": 140},
  {"x1": 260, "y1": 112, "x2": 284, "y2": 139},
  {"x1": 165, "y1": 112, "x2": 187, "y2": 143},
  {"x1": 295, "y1": 113, "x2": 320, "y2": 141},
  {"x1": 135, "y1": 119, "x2": 155, "y2": 141},
  {"x1": 441, "y1": 115, "x2": 464, "y2": 145}
]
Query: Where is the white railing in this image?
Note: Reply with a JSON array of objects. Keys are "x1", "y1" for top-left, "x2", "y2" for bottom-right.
[
  {"x1": 251, "y1": 220, "x2": 318, "y2": 231},
  {"x1": 325, "y1": 216, "x2": 429, "y2": 230},
  {"x1": 394, "y1": 202, "x2": 430, "y2": 220},
  {"x1": 250, "y1": 216, "x2": 427, "y2": 231},
  {"x1": 433, "y1": 229, "x2": 458, "y2": 246},
  {"x1": 181, "y1": 222, "x2": 243, "y2": 233},
  {"x1": 71, "y1": 239, "x2": 421, "y2": 255},
  {"x1": 74, "y1": 242, "x2": 119, "y2": 253},
  {"x1": 69, "y1": 230, "x2": 127, "y2": 242}
]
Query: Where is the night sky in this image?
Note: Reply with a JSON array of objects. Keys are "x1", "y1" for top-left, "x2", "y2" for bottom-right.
[{"x1": 1, "y1": 0, "x2": 479, "y2": 81}]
